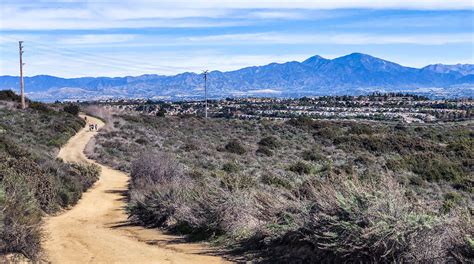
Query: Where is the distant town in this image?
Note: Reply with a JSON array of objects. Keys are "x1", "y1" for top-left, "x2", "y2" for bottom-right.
[{"x1": 85, "y1": 93, "x2": 473, "y2": 123}]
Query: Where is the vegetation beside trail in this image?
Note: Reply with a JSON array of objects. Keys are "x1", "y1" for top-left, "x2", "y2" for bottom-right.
[
  {"x1": 0, "y1": 90, "x2": 100, "y2": 260},
  {"x1": 87, "y1": 109, "x2": 473, "y2": 263}
]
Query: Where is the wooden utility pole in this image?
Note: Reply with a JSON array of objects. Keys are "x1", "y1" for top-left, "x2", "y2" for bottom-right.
[
  {"x1": 19, "y1": 41, "x2": 25, "y2": 109},
  {"x1": 203, "y1": 70, "x2": 209, "y2": 118}
]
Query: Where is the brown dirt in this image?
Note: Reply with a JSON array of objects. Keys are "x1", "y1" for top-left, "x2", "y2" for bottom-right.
[{"x1": 42, "y1": 115, "x2": 229, "y2": 263}]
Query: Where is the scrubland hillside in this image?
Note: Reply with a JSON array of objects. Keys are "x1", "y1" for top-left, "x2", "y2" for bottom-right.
[
  {"x1": 0, "y1": 91, "x2": 99, "y2": 259},
  {"x1": 87, "y1": 110, "x2": 473, "y2": 262}
]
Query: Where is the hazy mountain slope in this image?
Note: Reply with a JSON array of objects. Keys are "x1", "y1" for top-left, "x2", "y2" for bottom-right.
[
  {"x1": 422, "y1": 64, "x2": 474, "y2": 76},
  {"x1": 0, "y1": 53, "x2": 472, "y2": 100}
]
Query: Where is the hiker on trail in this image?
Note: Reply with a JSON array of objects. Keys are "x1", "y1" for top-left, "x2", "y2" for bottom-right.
[
  {"x1": 94, "y1": 124, "x2": 98, "y2": 131},
  {"x1": 84, "y1": 116, "x2": 87, "y2": 121}
]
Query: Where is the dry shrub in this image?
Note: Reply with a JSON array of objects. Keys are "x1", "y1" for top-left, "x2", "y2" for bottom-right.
[
  {"x1": 295, "y1": 175, "x2": 470, "y2": 262},
  {"x1": 128, "y1": 152, "x2": 188, "y2": 226},
  {"x1": 1, "y1": 169, "x2": 42, "y2": 259},
  {"x1": 130, "y1": 152, "x2": 183, "y2": 193},
  {"x1": 177, "y1": 181, "x2": 262, "y2": 239}
]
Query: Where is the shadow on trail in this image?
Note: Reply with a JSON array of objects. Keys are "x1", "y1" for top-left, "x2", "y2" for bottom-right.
[{"x1": 103, "y1": 189, "x2": 128, "y2": 203}]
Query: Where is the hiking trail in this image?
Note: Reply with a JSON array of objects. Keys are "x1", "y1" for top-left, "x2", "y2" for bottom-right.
[{"x1": 43, "y1": 115, "x2": 228, "y2": 263}]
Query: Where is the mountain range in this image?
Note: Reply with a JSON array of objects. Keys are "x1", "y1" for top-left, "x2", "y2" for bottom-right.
[{"x1": 0, "y1": 53, "x2": 472, "y2": 101}]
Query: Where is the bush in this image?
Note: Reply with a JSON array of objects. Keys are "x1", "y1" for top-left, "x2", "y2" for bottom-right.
[
  {"x1": 349, "y1": 123, "x2": 374, "y2": 135},
  {"x1": 1, "y1": 169, "x2": 42, "y2": 259},
  {"x1": 128, "y1": 153, "x2": 190, "y2": 228},
  {"x1": 63, "y1": 104, "x2": 80, "y2": 116},
  {"x1": 441, "y1": 192, "x2": 463, "y2": 213},
  {"x1": 256, "y1": 146, "x2": 273, "y2": 156},
  {"x1": 296, "y1": 176, "x2": 459, "y2": 262},
  {"x1": 0, "y1": 90, "x2": 21, "y2": 102},
  {"x1": 261, "y1": 173, "x2": 291, "y2": 188},
  {"x1": 289, "y1": 161, "x2": 312, "y2": 175},
  {"x1": 258, "y1": 136, "x2": 280, "y2": 149},
  {"x1": 287, "y1": 116, "x2": 314, "y2": 128},
  {"x1": 29, "y1": 101, "x2": 51, "y2": 112},
  {"x1": 405, "y1": 153, "x2": 466, "y2": 183},
  {"x1": 222, "y1": 162, "x2": 240, "y2": 173},
  {"x1": 224, "y1": 139, "x2": 246, "y2": 155},
  {"x1": 301, "y1": 149, "x2": 325, "y2": 161},
  {"x1": 156, "y1": 108, "x2": 166, "y2": 117}
]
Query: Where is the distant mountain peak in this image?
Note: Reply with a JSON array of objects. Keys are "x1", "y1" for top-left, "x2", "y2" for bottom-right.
[
  {"x1": 337, "y1": 52, "x2": 384, "y2": 62},
  {"x1": 302, "y1": 55, "x2": 329, "y2": 68},
  {"x1": 0, "y1": 52, "x2": 472, "y2": 101}
]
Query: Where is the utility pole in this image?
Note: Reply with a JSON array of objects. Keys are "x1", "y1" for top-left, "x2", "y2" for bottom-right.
[
  {"x1": 19, "y1": 41, "x2": 25, "y2": 109},
  {"x1": 202, "y1": 70, "x2": 209, "y2": 118}
]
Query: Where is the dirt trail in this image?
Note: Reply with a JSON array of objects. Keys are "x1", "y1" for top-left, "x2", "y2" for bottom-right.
[{"x1": 43, "y1": 115, "x2": 228, "y2": 263}]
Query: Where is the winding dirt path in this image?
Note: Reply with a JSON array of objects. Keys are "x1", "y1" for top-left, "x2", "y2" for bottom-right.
[{"x1": 43, "y1": 115, "x2": 228, "y2": 263}]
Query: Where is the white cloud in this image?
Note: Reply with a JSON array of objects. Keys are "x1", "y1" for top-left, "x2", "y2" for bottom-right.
[
  {"x1": 185, "y1": 32, "x2": 474, "y2": 45},
  {"x1": 51, "y1": 0, "x2": 474, "y2": 10},
  {"x1": 0, "y1": 50, "x2": 310, "y2": 77},
  {"x1": 1, "y1": 0, "x2": 472, "y2": 30},
  {"x1": 58, "y1": 34, "x2": 136, "y2": 45}
]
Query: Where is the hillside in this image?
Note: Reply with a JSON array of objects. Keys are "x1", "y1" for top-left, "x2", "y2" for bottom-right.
[
  {"x1": 86, "y1": 110, "x2": 473, "y2": 262},
  {"x1": 0, "y1": 91, "x2": 100, "y2": 260},
  {"x1": 1, "y1": 53, "x2": 473, "y2": 101}
]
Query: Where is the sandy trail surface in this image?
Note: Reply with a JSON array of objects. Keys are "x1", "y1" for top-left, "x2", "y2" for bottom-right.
[{"x1": 43, "y1": 115, "x2": 228, "y2": 263}]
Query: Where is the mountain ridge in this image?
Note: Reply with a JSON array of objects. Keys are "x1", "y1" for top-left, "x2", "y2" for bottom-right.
[{"x1": 0, "y1": 53, "x2": 472, "y2": 100}]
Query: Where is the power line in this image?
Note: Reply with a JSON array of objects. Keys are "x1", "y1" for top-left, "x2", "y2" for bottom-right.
[{"x1": 2, "y1": 36, "x2": 182, "y2": 73}]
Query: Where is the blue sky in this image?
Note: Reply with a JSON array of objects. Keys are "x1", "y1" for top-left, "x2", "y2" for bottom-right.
[{"x1": 0, "y1": 0, "x2": 473, "y2": 77}]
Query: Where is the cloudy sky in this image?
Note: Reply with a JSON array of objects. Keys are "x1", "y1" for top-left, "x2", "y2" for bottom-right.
[{"x1": 0, "y1": 0, "x2": 473, "y2": 77}]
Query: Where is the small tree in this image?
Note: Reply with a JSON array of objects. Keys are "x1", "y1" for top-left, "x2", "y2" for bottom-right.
[
  {"x1": 63, "y1": 104, "x2": 80, "y2": 116},
  {"x1": 156, "y1": 108, "x2": 166, "y2": 117}
]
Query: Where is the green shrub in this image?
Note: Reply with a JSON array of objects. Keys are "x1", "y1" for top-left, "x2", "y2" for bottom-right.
[
  {"x1": 63, "y1": 104, "x2": 80, "y2": 116},
  {"x1": 0, "y1": 90, "x2": 21, "y2": 102},
  {"x1": 29, "y1": 101, "x2": 52, "y2": 112},
  {"x1": 258, "y1": 136, "x2": 280, "y2": 149},
  {"x1": 289, "y1": 161, "x2": 312, "y2": 175},
  {"x1": 349, "y1": 123, "x2": 374, "y2": 135},
  {"x1": 301, "y1": 149, "x2": 325, "y2": 161},
  {"x1": 441, "y1": 192, "x2": 463, "y2": 213},
  {"x1": 287, "y1": 116, "x2": 314, "y2": 128},
  {"x1": 156, "y1": 108, "x2": 166, "y2": 117},
  {"x1": 225, "y1": 139, "x2": 246, "y2": 155},
  {"x1": 222, "y1": 162, "x2": 240, "y2": 173},
  {"x1": 261, "y1": 174, "x2": 291, "y2": 188},
  {"x1": 256, "y1": 146, "x2": 273, "y2": 156},
  {"x1": 405, "y1": 153, "x2": 466, "y2": 182}
]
